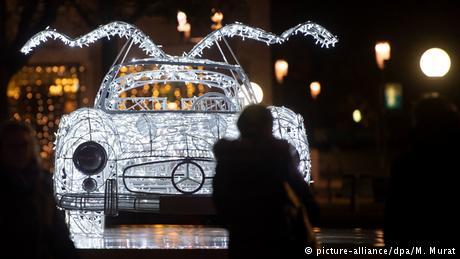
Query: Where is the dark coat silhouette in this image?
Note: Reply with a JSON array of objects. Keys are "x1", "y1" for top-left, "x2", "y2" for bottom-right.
[
  {"x1": 212, "y1": 104, "x2": 317, "y2": 259},
  {"x1": 385, "y1": 96, "x2": 460, "y2": 249},
  {"x1": 0, "y1": 122, "x2": 79, "y2": 259}
]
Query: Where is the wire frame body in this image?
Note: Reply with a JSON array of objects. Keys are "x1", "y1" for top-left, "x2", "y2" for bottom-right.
[
  {"x1": 54, "y1": 106, "x2": 310, "y2": 206},
  {"x1": 20, "y1": 20, "x2": 338, "y2": 236},
  {"x1": 54, "y1": 106, "x2": 312, "y2": 235}
]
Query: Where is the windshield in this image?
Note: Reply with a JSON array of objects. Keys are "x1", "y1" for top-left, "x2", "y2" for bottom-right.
[{"x1": 95, "y1": 60, "x2": 255, "y2": 113}]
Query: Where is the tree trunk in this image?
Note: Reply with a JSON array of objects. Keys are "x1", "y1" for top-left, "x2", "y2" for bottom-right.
[
  {"x1": 0, "y1": 0, "x2": 7, "y2": 121},
  {"x1": 0, "y1": 0, "x2": 59, "y2": 121}
]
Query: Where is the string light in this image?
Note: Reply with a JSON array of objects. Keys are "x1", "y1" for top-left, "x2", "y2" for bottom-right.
[
  {"x1": 21, "y1": 21, "x2": 166, "y2": 58},
  {"x1": 188, "y1": 21, "x2": 338, "y2": 58},
  {"x1": 22, "y1": 21, "x2": 337, "y2": 59},
  {"x1": 21, "y1": 20, "x2": 337, "y2": 236}
]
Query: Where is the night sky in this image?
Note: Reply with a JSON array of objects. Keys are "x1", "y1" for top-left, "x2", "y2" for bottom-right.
[{"x1": 269, "y1": 0, "x2": 460, "y2": 149}]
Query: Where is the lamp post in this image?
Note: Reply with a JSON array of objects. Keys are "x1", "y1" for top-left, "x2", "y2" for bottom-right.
[{"x1": 374, "y1": 41, "x2": 391, "y2": 168}]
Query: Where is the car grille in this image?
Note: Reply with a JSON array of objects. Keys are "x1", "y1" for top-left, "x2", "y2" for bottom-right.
[{"x1": 122, "y1": 159, "x2": 215, "y2": 195}]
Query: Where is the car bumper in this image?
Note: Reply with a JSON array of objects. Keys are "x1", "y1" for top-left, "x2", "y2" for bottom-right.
[{"x1": 56, "y1": 193, "x2": 214, "y2": 215}]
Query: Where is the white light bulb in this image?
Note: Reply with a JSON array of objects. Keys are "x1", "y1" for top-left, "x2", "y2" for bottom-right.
[
  {"x1": 420, "y1": 48, "x2": 451, "y2": 77},
  {"x1": 250, "y1": 82, "x2": 263, "y2": 103}
]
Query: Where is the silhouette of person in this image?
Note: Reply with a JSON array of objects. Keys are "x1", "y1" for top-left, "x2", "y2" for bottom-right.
[
  {"x1": 385, "y1": 94, "x2": 460, "y2": 249},
  {"x1": 212, "y1": 104, "x2": 317, "y2": 259},
  {"x1": 0, "y1": 121, "x2": 79, "y2": 259}
]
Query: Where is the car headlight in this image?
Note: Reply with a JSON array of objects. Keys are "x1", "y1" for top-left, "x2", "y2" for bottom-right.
[{"x1": 72, "y1": 141, "x2": 107, "y2": 175}]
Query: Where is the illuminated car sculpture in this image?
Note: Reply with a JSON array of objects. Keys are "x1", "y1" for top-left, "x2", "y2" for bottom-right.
[{"x1": 22, "y1": 21, "x2": 337, "y2": 236}]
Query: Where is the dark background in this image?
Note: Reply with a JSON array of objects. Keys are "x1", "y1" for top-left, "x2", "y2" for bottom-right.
[{"x1": 269, "y1": 1, "x2": 460, "y2": 151}]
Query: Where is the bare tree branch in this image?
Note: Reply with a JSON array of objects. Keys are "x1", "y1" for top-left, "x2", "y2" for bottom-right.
[{"x1": 0, "y1": 0, "x2": 60, "y2": 120}]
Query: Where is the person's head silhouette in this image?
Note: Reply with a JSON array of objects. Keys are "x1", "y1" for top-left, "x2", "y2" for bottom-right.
[
  {"x1": 0, "y1": 121, "x2": 79, "y2": 259},
  {"x1": 0, "y1": 121, "x2": 41, "y2": 173},
  {"x1": 237, "y1": 104, "x2": 273, "y2": 138}
]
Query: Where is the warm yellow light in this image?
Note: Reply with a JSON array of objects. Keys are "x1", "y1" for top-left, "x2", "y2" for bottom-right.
[
  {"x1": 167, "y1": 102, "x2": 179, "y2": 110},
  {"x1": 420, "y1": 48, "x2": 451, "y2": 77},
  {"x1": 384, "y1": 83, "x2": 402, "y2": 109},
  {"x1": 154, "y1": 102, "x2": 162, "y2": 110},
  {"x1": 49, "y1": 84, "x2": 63, "y2": 96},
  {"x1": 64, "y1": 100, "x2": 77, "y2": 113},
  {"x1": 177, "y1": 11, "x2": 187, "y2": 27},
  {"x1": 310, "y1": 81, "x2": 321, "y2": 99},
  {"x1": 174, "y1": 89, "x2": 181, "y2": 98},
  {"x1": 177, "y1": 11, "x2": 191, "y2": 38},
  {"x1": 7, "y1": 84, "x2": 21, "y2": 100},
  {"x1": 375, "y1": 41, "x2": 391, "y2": 70},
  {"x1": 386, "y1": 86, "x2": 397, "y2": 107},
  {"x1": 353, "y1": 109, "x2": 362, "y2": 123},
  {"x1": 211, "y1": 12, "x2": 223, "y2": 23},
  {"x1": 211, "y1": 11, "x2": 224, "y2": 30},
  {"x1": 274, "y1": 59, "x2": 288, "y2": 83}
]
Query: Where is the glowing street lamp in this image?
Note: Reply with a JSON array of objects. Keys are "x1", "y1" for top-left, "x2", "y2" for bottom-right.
[
  {"x1": 420, "y1": 48, "x2": 451, "y2": 77},
  {"x1": 177, "y1": 11, "x2": 191, "y2": 39},
  {"x1": 375, "y1": 41, "x2": 391, "y2": 70},
  {"x1": 309, "y1": 81, "x2": 321, "y2": 99},
  {"x1": 274, "y1": 59, "x2": 288, "y2": 83},
  {"x1": 384, "y1": 83, "x2": 402, "y2": 110},
  {"x1": 211, "y1": 11, "x2": 224, "y2": 30},
  {"x1": 177, "y1": 11, "x2": 187, "y2": 30},
  {"x1": 352, "y1": 109, "x2": 362, "y2": 123},
  {"x1": 374, "y1": 42, "x2": 391, "y2": 159},
  {"x1": 238, "y1": 82, "x2": 264, "y2": 105}
]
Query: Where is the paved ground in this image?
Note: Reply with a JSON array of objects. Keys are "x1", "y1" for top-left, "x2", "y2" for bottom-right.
[
  {"x1": 76, "y1": 224, "x2": 384, "y2": 259},
  {"x1": 74, "y1": 224, "x2": 384, "y2": 249}
]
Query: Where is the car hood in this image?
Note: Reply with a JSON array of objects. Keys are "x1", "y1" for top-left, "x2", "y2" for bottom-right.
[{"x1": 109, "y1": 112, "x2": 239, "y2": 159}]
